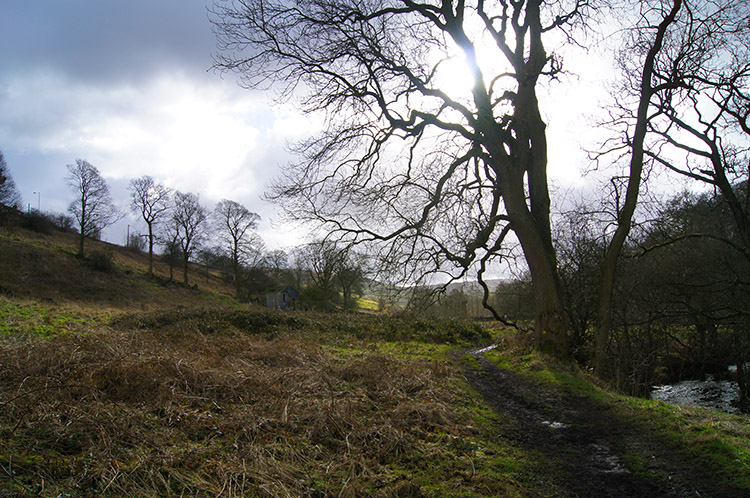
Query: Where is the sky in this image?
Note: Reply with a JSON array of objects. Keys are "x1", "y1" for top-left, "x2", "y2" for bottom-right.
[
  {"x1": 0, "y1": 0, "x2": 321, "y2": 249},
  {"x1": 0, "y1": 1, "x2": 610, "y2": 254}
]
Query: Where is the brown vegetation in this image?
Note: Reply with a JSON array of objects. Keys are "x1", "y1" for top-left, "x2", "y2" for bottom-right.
[
  {"x1": 0, "y1": 318, "x2": 521, "y2": 497},
  {"x1": 2, "y1": 224, "x2": 748, "y2": 497},
  {"x1": 0, "y1": 225, "x2": 525, "y2": 497}
]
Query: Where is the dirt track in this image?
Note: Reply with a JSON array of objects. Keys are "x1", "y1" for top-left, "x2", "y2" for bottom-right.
[{"x1": 455, "y1": 350, "x2": 746, "y2": 498}]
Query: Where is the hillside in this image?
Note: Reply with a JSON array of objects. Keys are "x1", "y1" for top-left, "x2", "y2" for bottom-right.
[{"x1": 0, "y1": 225, "x2": 235, "y2": 310}]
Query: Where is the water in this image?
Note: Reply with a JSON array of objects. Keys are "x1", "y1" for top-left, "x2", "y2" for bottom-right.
[
  {"x1": 472, "y1": 344, "x2": 498, "y2": 354},
  {"x1": 651, "y1": 373, "x2": 741, "y2": 414}
]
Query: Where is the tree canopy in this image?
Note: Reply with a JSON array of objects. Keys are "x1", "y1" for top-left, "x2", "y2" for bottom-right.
[
  {"x1": 211, "y1": 0, "x2": 750, "y2": 363},
  {"x1": 212, "y1": 0, "x2": 593, "y2": 355},
  {"x1": 66, "y1": 159, "x2": 121, "y2": 257}
]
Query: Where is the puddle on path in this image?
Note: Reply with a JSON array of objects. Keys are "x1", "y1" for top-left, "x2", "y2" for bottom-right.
[
  {"x1": 471, "y1": 344, "x2": 499, "y2": 355},
  {"x1": 542, "y1": 420, "x2": 570, "y2": 430}
]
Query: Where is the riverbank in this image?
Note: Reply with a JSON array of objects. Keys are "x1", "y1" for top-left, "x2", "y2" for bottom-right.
[{"x1": 466, "y1": 339, "x2": 750, "y2": 497}]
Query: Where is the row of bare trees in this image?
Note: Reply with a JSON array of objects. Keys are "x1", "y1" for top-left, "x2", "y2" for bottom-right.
[
  {"x1": 51, "y1": 160, "x2": 265, "y2": 293},
  {"x1": 51, "y1": 159, "x2": 259, "y2": 290},
  {"x1": 128, "y1": 175, "x2": 264, "y2": 291},
  {"x1": 3, "y1": 152, "x2": 370, "y2": 307},
  {"x1": 67, "y1": 165, "x2": 367, "y2": 305}
]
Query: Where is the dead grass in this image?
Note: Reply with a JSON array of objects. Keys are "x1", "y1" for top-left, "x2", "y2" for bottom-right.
[
  {"x1": 0, "y1": 320, "x2": 533, "y2": 497},
  {"x1": 0, "y1": 224, "x2": 535, "y2": 496}
]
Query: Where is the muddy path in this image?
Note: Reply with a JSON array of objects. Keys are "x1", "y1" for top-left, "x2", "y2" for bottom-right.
[{"x1": 453, "y1": 350, "x2": 746, "y2": 498}]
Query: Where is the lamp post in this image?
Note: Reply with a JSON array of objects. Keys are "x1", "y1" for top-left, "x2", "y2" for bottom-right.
[{"x1": 32, "y1": 191, "x2": 40, "y2": 211}]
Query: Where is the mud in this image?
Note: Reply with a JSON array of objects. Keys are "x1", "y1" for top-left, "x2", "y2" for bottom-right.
[{"x1": 453, "y1": 350, "x2": 747, "y2": 498}]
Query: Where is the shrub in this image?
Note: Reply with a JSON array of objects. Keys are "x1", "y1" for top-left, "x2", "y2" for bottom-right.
[
  {"x1": 19, "y1": 210, "x2": 56, "y2": 233},
  {"x1": 49, "y1": 213, "x2": 76, "y2": 232},
  {"x1": 86, "y1": 249, "x2": 116, "y2": 273},
  {"x1": 18, "y1": 210, "x2": 76, "y2": 234}
]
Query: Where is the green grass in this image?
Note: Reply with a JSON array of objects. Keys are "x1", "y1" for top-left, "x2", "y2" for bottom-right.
[
  {"x1": 356, "y1": 296, "x2": 380, "y2": 311},
  {"x1": 0, "y1": 297, "x2": 102, "y2": 337},
  {"x1": 629, "y1": 402, "x2": 750, "y2": 487}
]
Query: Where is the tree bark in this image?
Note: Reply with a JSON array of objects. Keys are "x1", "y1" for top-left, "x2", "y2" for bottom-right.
[
  {"x1": 77, "y1": 200, "x2": 86, "y2": 258},
  {"x1": 78, "y1": 230, "x2": 85, "y2": 258},
  {"x1": 513, "y1": 206, "x2": 568, "y2": 357},
  {"x1": 499, "y1": 155, "x2": 568, "y2": 357},
  {"x1": 232, "y1": 246, "x2": 241, "y2": 298},
  {"x1": 147, "y1": 224, "x2": 154, "y2": 276}
]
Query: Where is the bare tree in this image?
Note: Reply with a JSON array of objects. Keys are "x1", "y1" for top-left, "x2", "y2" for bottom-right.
[
  {"x1": 294, "y1": 240, "x2": 347, "y2": 310},
  {"x1": 129, "y1": 176, "x2": 172, "y2": 276},
  {"x1": 213, "y1": 199, "x2": 263, "y2": 297},
  {"x1": 212, "y1": 0, "x2": 597, "y2": 356},
  {"x1": 640, "y1": 0, "x2": 750, "y2": 256},
  {"x1": 264, "y1": 249, "x2": 289, "y2": 279},
  {"x1": 66, "y1": 159, "x2": 121, "y2": 257},
  {"x1": 159, "y1": 216, "x2": 182, "y2": 282},
  {"x1": 0, "y1": 151, "x2": 21, "y2": 210},
  {"x1": 592, "y1": 0, "x2": 684, "y2": 373},
  {"x1": 595, "y1": 0, "x2": 750, "y2": 372},
  {"x1": 172, "y1": 191, "x2": 207, "y2": 285}
]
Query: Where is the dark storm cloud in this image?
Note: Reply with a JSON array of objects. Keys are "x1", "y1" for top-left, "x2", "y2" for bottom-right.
[{"x1": 0, "y1": 0, "x2": 218, "y2": 84}]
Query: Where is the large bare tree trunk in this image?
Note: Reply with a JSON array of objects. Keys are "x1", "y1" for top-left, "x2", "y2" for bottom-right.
[
  {"x1": 147, "y1": 224, "x2": 154, "y2": 276},
  {"x1": 500, "y1": 153, "x2": 568, "y2": 357},
  {"x1": 77, "y1": 232, "x2": 85, "y2": 258},
  {"x1": 514, "y1": 208, "x2": 568, "y2": 357}
]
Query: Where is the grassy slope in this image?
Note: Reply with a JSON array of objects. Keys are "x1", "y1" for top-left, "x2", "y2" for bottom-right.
[
  {"x1": 0, "y1": 227, "x2": 236, "y2": 335},
  {"x1": 0, "y1": 226, "x2": 748, "y2": 497}
]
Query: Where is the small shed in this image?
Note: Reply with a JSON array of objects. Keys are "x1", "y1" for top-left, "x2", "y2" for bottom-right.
[{"x1": 264, "y1": 285, "x2": 300, "y2": 311}]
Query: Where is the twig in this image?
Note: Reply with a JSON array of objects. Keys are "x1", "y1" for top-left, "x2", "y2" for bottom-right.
[{"x1": 0, "y1": 457, "x2": 41, "y2": 496}]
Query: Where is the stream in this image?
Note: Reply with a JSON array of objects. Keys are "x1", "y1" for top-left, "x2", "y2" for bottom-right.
[{"x1": 651, "y1": 366, "x2": 744, "y2": 415}]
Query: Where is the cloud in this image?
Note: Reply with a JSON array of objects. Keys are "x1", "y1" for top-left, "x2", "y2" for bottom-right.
[
  {"x1": 1, "y1": 1, "x2": 217, "y2": 86},
  {"x1": 0, "y1": 1, "x2": 326, "y2": 250},
  {"x1": 0, "y1": 67, "x2": 316, "y2": 246}
]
